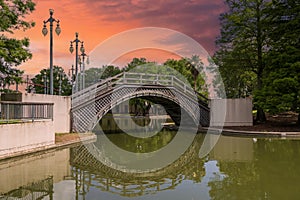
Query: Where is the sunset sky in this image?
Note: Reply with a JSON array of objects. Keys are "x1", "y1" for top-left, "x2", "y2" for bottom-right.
[{"x1": 14, "y1": 0, "x2": 227, "y2": 75}]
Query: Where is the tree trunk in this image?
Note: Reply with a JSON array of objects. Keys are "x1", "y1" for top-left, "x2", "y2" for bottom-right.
[
  {"x1": 255, "y1": 1, "x2": 266, "y2": 124},
  {"x1": 256, "y1": 107, "x2": 266, "y2": 123}
]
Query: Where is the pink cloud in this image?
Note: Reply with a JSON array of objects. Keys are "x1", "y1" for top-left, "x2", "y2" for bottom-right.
[{"x1": 16, "y1": 0, "x2": 227, "y2": 75}]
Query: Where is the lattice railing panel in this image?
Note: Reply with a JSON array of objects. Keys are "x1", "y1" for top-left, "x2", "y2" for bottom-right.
[{"x1": 72, "y1": 72, "x2": 210, "y2": 132}]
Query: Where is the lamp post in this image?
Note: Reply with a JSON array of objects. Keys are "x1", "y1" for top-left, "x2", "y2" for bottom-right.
[
  {"x1": 59, "y1": 76, "x2": 62, "y2": 95},
  {"x1": 78, "y1": 42, "x2": 89, "y2": 90},
  {"x1": 0, "y1": 78, "x2": 3, "y2": 92},
  {"x1": 42, "y1": 73, "x2": 47, "y2": 94},
  {"x1": 26, "y1": 75, "x2": 29, "y2": 93},
  {"x1": 43, "y1": 74, "x2": 47, "y2": 94},
  {"x1": 57, "y1": 69, "x2": 63, "y2": 95},
  {"x1": 42, "y1": 9, "x2": 61, "y2": 95},
  {"x1": 69, "y1": 32, "x2": 83, "y2": 84},
  {"x1": 15, "y1": 74, "x2": 19, "y2": 92},
  {"x1": 69, "y1": 65, "x2": 75, "y2": 83}
]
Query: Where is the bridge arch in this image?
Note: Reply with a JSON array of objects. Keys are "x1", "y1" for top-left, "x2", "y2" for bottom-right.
[
  {"x1": 97, "y1": 87, "x2": 198, "y2": 126},
  {"x1": 70, "y1": 133, "x2": 206, "y2": 197},
  {"x1": 71, "y1": 72, "x2": 209, "y2": 133}
]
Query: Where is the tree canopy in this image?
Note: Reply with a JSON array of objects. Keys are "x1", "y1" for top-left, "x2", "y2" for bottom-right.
[
  {"x1": 214, "y1": 0, "x2": 300, "y2": 123},
  {"x1": 0, "y1": 0, "x2": 35, "y2": 93},
  {"x1": 31, "y1": 66, "x2": 72, "y2": 96},
  {"x1": 84, "y1": 65, "x2": 122, "y2": 88},
  {"x1": 256, "y1": 0, "x2": 300, "y2": 119}
]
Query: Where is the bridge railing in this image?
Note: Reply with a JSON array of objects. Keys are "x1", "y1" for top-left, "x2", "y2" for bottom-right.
[
  {"x1": 120, "y1": 72, "x2": 193, "y2": 93},
  {"x1": 121, "y1": 72, "x2": 208, "y2": 105},
  {"x1": 72, "y1": 72, "x2": 209, "y2": 108},
  {"x1": 121, "y1": 73, "x2": 172, "y2": 85},
  {"x1": 71, "y1": 72, "x2": 210, "y2": 130},
  {"x1": 72, "y1": 73, "x2": 124, "y2": 107},
  {"x1": 0, "y1": 101, "x2": 54, "y2": 122}
]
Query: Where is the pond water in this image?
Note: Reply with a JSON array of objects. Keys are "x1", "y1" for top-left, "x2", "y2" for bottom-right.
[{"x1": 1, "y1": 117, "x2": 300, "y2": 200}]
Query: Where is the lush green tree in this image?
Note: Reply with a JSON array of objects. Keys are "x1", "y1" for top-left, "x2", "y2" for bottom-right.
[
  {"x1": 256, "y1": 0, "x2": 300, "y2": 124},
  {"x1": 31, "y1": 66, "x2": 72, "y2": 96},
  {"x1": 164, "y1": 58, "x2": 193, "y2": 83},
  {"x1": 124, "y1": 57, "x2": 208, "y2": 97},
  {"x1": 164, "y1": 57, "x2": 208, "y2": 97},
  {"x1": 0, "y1": 68, "x2": 23, "y2": 93},
  {"x1": 84, "y1": 65, "x2": 121, "y2": 88},
  {"x1": 215, "y1": 0, "x2": 271, "y2": 122},
  {"x1": 101, "y1": 65, "x2": 122, "y2": 79},
  {"x1": 213, "y1": 51, "x2": 257, "y2": 98},
  {"x1": 0, "y1": 0, "x2": 35, "y2": 92},
  {"x1": 123, "y1": 57, "x2": 149, "y2": 72},
  {"x1": 84, "y1": 67, "x2": 102, "y2": 87},
  {"x1": 187, "y1": 55, "x2": 209, "y2": 96}
]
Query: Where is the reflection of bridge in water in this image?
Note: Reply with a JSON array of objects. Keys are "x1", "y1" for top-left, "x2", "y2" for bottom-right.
[
  {"x1": 0, "y1": 133, "x2": 257, "y2": 199},
  {"x1": 70, "y1": 134, "x2": 206, "y2": 198},
  {"x1": 71, "y1": 72, "x2": 210, "y2": 132},
  {"x1": 0, "y1": 148, "x2": 72, "y2": 200},
  {"x1": 0, "y1": 177, "x2": 53, "y2": 200}
]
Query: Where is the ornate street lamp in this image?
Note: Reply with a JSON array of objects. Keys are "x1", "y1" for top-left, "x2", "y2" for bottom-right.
[
  {"x1": 78, "y1": 42, "x2": 89, "y2": 90},
  {"x1": 68, "y1": 65, "x2": 75, "y2": 85},
  {"x1": 42, "y1": 73, "x2": 47, "y2": 94},
  {"x1": 42, "y1": 9, "x2": 61, "y2": 95},
  {"x1": 69, "y1": 32, "x2": 83, "y2": 84},
  {"x1": 56, "y1": 68, "x2": 64, "y2": 96}
]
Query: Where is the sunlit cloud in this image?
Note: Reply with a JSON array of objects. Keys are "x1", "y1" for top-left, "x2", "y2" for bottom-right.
[
  {"x1": 14, "y1": 0, "x2": 226, "y2": 75},
  {"x1": 88, "y1": 27, "x2": 211, "y2": 70}
]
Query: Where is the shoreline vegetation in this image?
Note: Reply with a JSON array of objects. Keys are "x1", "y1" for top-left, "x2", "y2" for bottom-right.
[{"x1": 225, "y1": 111, "x2": 300, "y2": 133}]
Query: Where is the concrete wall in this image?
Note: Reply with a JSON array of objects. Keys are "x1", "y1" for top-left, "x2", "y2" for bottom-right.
[
  {"x1": 210, "y1": 98, "x2": 253, "y2": 127},
  {"x1": 0, "y1": 121, "x2": 54, "y2": 158},
  {"x1": 22, "y1": 93, "x2": 71, "y2": 133},
  {"x1": 0, "y1": 93, "x2": 71, "y2": 159}
]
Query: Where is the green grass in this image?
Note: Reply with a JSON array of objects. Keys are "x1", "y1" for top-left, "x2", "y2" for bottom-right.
[{"x1": 0, "y1": 119, "x2": 23, "y2": 125}]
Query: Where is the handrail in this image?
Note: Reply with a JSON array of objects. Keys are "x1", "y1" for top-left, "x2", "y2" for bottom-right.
[
  {"x1": 0, "y1": 101, "x2": 54, "y2": 105},
  {"x1": 0, "y1": 101, "x2": 54, "y2": 122},
  {"x1": 72, "y1": 73, "x2": 123, "y2": 97},
  {"x1": 71, "y1": 73, "x2": 124, "y2": 105},
  {"x1": 71, "y1": 72, "x2": 209, "y2": 107}
]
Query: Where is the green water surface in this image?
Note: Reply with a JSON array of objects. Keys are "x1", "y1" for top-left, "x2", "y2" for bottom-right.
[{"x1": 1, "y1": 118, "x2": 300, "y2": 200}]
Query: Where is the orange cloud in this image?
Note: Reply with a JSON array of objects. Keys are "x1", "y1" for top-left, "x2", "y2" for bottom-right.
[{"x1": 12, "y1": 0, "x2": 226, "y2": 75}]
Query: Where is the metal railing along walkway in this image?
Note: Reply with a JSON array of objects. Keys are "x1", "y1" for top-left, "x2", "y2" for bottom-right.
[{"x1": 0, "y1": 101, "x2": 54, "y2": 123}]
